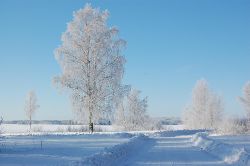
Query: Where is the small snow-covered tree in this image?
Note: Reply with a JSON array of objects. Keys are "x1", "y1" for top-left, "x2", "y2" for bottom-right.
[
  {"x1": 54, "y1": 4, "x2": 126, "y2": 132},
  {"x1": 114, "y1": 89, "x2": 149, "y2": 131},
  {"x1": 218, "y1": 117, "x2": 248, "y2": 135},
  {"x1": 182, "y1": 79, "x2": 223, "y2": 130},
  {"x1": 25, "y1": 91, "x2": 39, "y2": 130},
  {"x1": 239, "y1": 81, "x2": 250, "y2": 120},
  {"x1": 114, "y1": 101, "x2": 126, "y2": 128},
  {"x1": 182, "y1": 79, "x2": 210, "y2": 129},
  {"x1": 206, "y1": 92, "x2": 223, "y2": 129}
]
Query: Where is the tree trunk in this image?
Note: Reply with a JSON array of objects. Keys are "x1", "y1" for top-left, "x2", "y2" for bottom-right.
[
  {"x1": 89, "y1": 111, "x2": 94, "y2": 133},
  {"x1": 29, "y1": 116, "x2": 31, "y2": 131}
]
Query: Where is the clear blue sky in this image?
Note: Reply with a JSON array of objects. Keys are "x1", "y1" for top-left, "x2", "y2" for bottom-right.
[{"x1": 0, "y1": 0, "x2": 249, "y2": 120}]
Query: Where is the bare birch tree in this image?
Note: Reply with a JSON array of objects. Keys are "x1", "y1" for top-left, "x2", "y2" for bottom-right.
[
  {"x1": 25, "y1": 91, "x2": 39, "y2": 130},
  {"x1": 54, "y1": 4, "x2": 126, "y2": 132}
]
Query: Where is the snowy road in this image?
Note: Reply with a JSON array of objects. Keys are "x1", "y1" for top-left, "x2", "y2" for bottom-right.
[{"x1": 125, "y1": 135, "x2": 226, "y2": 166}]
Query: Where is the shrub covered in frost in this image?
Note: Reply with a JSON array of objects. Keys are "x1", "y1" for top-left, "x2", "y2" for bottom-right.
[{"x1": 218, "y1": 117, "x2": 248, "y2": 135}]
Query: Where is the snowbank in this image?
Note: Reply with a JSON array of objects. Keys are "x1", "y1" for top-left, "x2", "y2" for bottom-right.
[
  {"x1": 192, "y1": 132, "x2": 250, "y2": 165},
  {"x1": 74, "y1": 134, "x2": 152, "y2": 166}
]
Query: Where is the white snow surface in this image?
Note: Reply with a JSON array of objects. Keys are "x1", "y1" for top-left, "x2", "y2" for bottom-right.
[
  {"x1": 192, "y1": 132, "x2": 250, "y2": 165},
  {"x1": 1, "y1": 124, "x2": 183, "y2": 136},
  {"x1": 0, "y1": 133, "x2": 132, "y2": 166},
  {"x1": 1, "y1": 124, "x2": 114, "y2": 135},
  {"x1": 123, "y1": 131, "x2": 225, "y2": 166},
  {"x1": 53, "y1": 130, "x2": 227, "y2": 166},
  {"x1": 211, "y1": 134, "x2": 250, "y2": 154},
  {"x1": 1, "y1": 125, "x2": 250, "y2": 166},
  {"x1": 74, "y1": 134, "x2": 153, "y2": 166}
]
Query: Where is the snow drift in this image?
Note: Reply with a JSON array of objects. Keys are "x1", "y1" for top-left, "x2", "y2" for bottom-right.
[
  {"x1": 192, "y1": 132, "x2": 250, "y2": 166},
  {"x1": 73, "y1": 134, "x2": 153, "y2": 166}
]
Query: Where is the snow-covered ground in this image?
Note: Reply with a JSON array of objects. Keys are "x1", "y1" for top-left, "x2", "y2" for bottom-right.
[
  {"x1": 1, "y1": 124, "x2": 250, "y2": 166},
  {"x1": 0, "y1": 124, "x2": 182, "y2": 135},
  {"x1": 1, "y1": 124, "x2": 114, "y2": 135},
  {"x1": 0, "y1": 133, "x2": 132, "y2": 166},
  {"x1": 122, "y1": 134, "x2": 225, "y2": 165},
  {"x1": 192, "y1": 133, "x2": 250, "y2": 165},
  {"x1": 211, "y1": 135, "x2": 250, "y2": 154}
]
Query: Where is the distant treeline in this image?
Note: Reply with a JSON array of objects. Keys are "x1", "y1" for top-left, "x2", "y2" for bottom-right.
[
  {"x1": 2, "y1": 120, "x2": 77, "y2": 125},
  {"x1": 156, "y1": 117, "x2": 181, "y2": 125},
  {"x1": 2, "y1": 117, "x2": 181, "y2": 126}
]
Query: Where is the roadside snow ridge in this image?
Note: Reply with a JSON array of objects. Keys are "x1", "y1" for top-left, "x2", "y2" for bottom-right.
[
  {"x1": 192, "y1": 132, "x2": 250, "y2": 166},
  {"x1": 74, "y1": 134, "x2": 151, "y2": 166}
]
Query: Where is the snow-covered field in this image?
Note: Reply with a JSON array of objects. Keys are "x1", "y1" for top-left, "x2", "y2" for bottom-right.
[
  {"x1": 0, "y1": 133, "x2": 131, "y2": 166},
  {"x1": 0, "y1": 124, "x2": 182, "y2": 136},
  {"x1": 1, "y1": 124, "x2": 250, "y2": 166},
  {"x1": 0, "y1": 124, "x2": 114, "y2": 135}
]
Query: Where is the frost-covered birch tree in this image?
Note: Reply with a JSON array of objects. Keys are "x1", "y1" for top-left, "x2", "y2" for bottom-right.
[
  {"x1": 25, "y1": 91, "x2": 39, "y2": 130},
  {"x1": 114, "y1": 89, "x2": 149, "y2": 131},
  {"x1": 54, "y1": 4, "x2": 126, "y2": 132},
  {"x1": 182, "y1": 79, "x2": 223, "y2": 130},
  {"x1": 182, "y1": 79, "x2": 210, "y2": 129},
  {"x1": 206, "y1": 92, "x2": 223, "y2": 129},
  {"x1": 239, "y1": 81, "x2": 250, "y2": 120}
]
